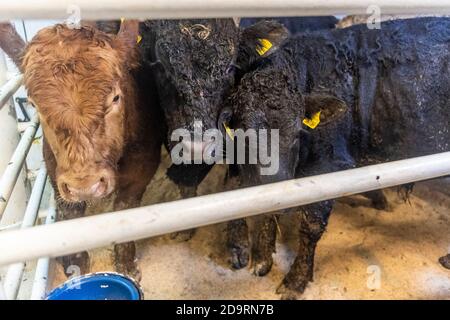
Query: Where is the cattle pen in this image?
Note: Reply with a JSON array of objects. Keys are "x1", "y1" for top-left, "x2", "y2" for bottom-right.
[{"x1": 0, "y1": 0, "x2": 450, "y2": 300}]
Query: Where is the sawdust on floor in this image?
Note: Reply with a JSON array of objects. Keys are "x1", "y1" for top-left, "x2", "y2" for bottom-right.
[{"x1": 50, "y1": 148, "x2": 450, "y2": 299}]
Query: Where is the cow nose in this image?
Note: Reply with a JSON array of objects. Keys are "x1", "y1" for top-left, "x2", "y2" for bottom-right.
[
  {"x1": 179, "y1": 140, "x2": 216, "y2": 161},
  {"x1": 60, "y1": 177, "x2": 108, "y2": 201}
]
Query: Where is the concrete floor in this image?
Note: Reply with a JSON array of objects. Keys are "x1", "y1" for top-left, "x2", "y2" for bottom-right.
[{"x1": 50, "y1": 149, "x2": 450, "y2": 300}]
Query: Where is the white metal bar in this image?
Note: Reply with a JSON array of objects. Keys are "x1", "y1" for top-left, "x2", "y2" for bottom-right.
[
  {"x1": 0, "y1": 221, "x2": 22, "y2": 232},
  {"x1": 0, "y1": 54, "x2": 30, "y2": 228},
  {"x1": 2, "y1": 166, "x2": 47, "y2": 300},
  {"x1": 0, "y1": 152, "x2": 449, "y2": 266},
  {"x1": 0, "y1": 114, "x2": 40, "y2": 218},
  {"x1": 0, "y1": 49, "x2": 6, "y2": 85},
  {"x1": 3, "y1": 263, "x2": 25, "y2": 300},
  {"x1": 0, "y1": 281, "x2": 5, "y2": 300},
  {"x1": 0, "y1": 74, "x2": 22, "y2": 110},
  {"x1": 30, "y1": 190, "x2": 56, "y2": 300},
  {"x1": 0, "y1": 0, "x2": 450, "y2": 20}
]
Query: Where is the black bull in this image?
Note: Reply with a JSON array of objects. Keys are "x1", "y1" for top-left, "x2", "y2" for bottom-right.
[
  {"x1": 222, "y1": 17, "x2": 450, "y2": 297},
  {"x1": 137, "y1": 18, "x2": 339, "y2": 241}
]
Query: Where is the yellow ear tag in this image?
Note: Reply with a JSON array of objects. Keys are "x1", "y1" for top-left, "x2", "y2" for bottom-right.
[
  {"x1": 222, "y1": 122, "x2": 234, "y2": 139},
  {"x1": 136, "y1": 35, "x2": 142, "y2": 44},
  {"x1": 120, "y1": 17, "x2": 125, "y2": 24},
  {"x1": 256, "y1": 38, "x2": 273, "y2": 56},
  {"x1": 302, "y1": 111, "x2": 322, "y2": 129}
]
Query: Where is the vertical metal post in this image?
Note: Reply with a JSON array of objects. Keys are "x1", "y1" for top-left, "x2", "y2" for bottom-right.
[
  {"x1": 0, "y1": 281, "x2": 6, "y2": 300},
  {"x1": 2, "y1": 165, "x2": 47, "y2": 300},
  {"x1": 30, "y1": 190, "x2": 56, "y2": 300},
  {"x1": 0, "y1": 50, "x2": 29, "y2": 227}
]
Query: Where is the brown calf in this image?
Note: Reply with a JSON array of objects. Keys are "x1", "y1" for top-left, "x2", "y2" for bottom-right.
[{"x1": 0, "y1": 22, "x2": 162, "y2": 279}]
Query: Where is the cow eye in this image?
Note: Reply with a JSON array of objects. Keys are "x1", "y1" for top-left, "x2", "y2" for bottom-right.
[
  {"x1": 226, "y1": 62, "x2": 242, "y2": 75},
  {"x1": 226, "y1": 65, "x2": 235, "y2": 74},
  {"x1": 112, "y1": 95, "x2": 120, "y2": 103}
]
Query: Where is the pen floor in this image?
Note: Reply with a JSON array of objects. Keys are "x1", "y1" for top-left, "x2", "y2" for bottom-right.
[{"x1": 50, "y1": 149, "x2": 450, "y2": 300}]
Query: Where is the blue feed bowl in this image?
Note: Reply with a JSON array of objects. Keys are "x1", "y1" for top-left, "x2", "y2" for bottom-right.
[{"x1": 46, "y1": 272, "x2": 143, "y2": 300}]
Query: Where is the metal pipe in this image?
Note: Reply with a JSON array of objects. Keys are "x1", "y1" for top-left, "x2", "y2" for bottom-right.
[
  {"x1": 0, "y1": 54, "x2": 29, "y2": 230},
  {"x1": 3, "y1": 263, "x2": 25, "y2": 300},
  {"x1": 0, "y1": 0, "x2": 450, "y2": 20},
  {"x1": 0, "y1": 152, "x2": 449, "y2": 266},
  {"x1": 2, "y1": 166, "x2": 47, "y2": 300},
  {"x1": 0, "y1": 281, "x2": 5, "y2": 300},
  {"x1": 0, "y1": 50, "x2": 6, "y2": 85},
  {"x1": 30, "y1": 190, "x2": 56, "y2": 300},
  {"x1": 0, "y1": 221, "x2": 22, "y2": 232},
  {"x1": 0, "y1": 113, "x2": 40, "y2": 218},
  {"x1": 0, "y1": 74, "x2": 22, "y2": 110}
]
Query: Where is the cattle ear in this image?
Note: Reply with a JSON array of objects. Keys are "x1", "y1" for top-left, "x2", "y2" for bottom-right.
[
  {"x1": 117, "y1": 19, "x2": 140, "y2": 47},
  {"x1": 242, "y1": 20, "x2": 288, "y2": 57},
  {"x1": 237, "y1": 20, "x2": 289, "y2": 70},
  {"x1": 303, "y1": 94, "x2": 348, "y2": 128},
  {"x1": 114, "y1": 19, "x2": 141, "y2": 67},
  {"x1": 0, "y1": 22, "x2": 26, "y2": 71}
]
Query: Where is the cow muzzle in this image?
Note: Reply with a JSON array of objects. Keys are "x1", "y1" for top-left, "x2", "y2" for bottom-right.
[{"x1": 57, "y1": 168, "x2": 115, "y2": 203}]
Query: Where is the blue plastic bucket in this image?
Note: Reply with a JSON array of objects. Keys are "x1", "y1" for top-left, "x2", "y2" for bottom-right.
[{"x1": 46, "y1": 272, "x2": 143, "y2": 300}]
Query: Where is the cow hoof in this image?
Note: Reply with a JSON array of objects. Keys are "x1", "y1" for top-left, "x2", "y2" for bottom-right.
[
  {"x1": 59, "y1": 251, "x2": 90, "y2": 278},
  {"x1": 276, "y1": 283, "x2": 304, "y2": 300},
  {"x1": 252, "y1": 258, "x2": 273, "y2": 277},
  {"x1": 115, "y1": 258, "x2": 142, "y2": 282},
  {"x1": 170, "y1": 229, "x2": 196, "y2": 242},
  {"x1": 230, "y1": 246, "x2": 249, "y2": 269},
  {"x1": 439, "y1": 254, "x2": 450, "y2": 269}
]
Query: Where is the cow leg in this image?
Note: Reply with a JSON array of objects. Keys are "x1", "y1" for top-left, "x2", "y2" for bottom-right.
[
  {"x1": 113, "y1": 147, "x2": 160, "y2": 281},
  {"x1": 251, "y1": 214, "x2": 277, "y2": 276},
  {"x1": 114, "y1": 242, "x2": 139, "y2": 279},
  {"x1": 166, "y1": 163, "x2": 214, "y2": 241},
  {"x1": 170, "y1": 184, "x2": 197, "y2": 241},
  {"x1": 222, "y1": 165, "x2": 249, "y2": 269},
  {"x1": 56, "y1": 201, "x2": 90, "y2": 277},
  {"x1": 227, "y1": 219, "x2": 250, "y2": 269},
  {"x1": 397, "y1": 183, "x2": 415, "y2": 203},
  {"x1": 363, "y1": 190, "x2": 390, "y2": 211},
  {"x1": 277, "y1": 200, "x2": 333, "y2": 299}
]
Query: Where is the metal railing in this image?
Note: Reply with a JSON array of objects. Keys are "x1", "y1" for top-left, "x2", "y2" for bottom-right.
[
  {"x1": 30, "y1": 190, "x2": 56, "y2": 300},
  {"x1": 0, "y1": 0, "x2": 450, "y2": 20},
  {"x1": 2, "y1": 165, "x2": 47, "y2": 300},
  {"x1": 0, "y1": 53, "x2": 46, "y2": 300},
  {"x1": 0, "y1": 152, "x2": 449, "y2": 267},
  {"x1": 0, "y1": 0, "x2": 449, "y2": 300},
  {"x1": 0, "y1": 75, "x2": 23, "y2": 109},
  {"x1": 0, "y1": 113, "x2": 39, "y2": 218}
]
